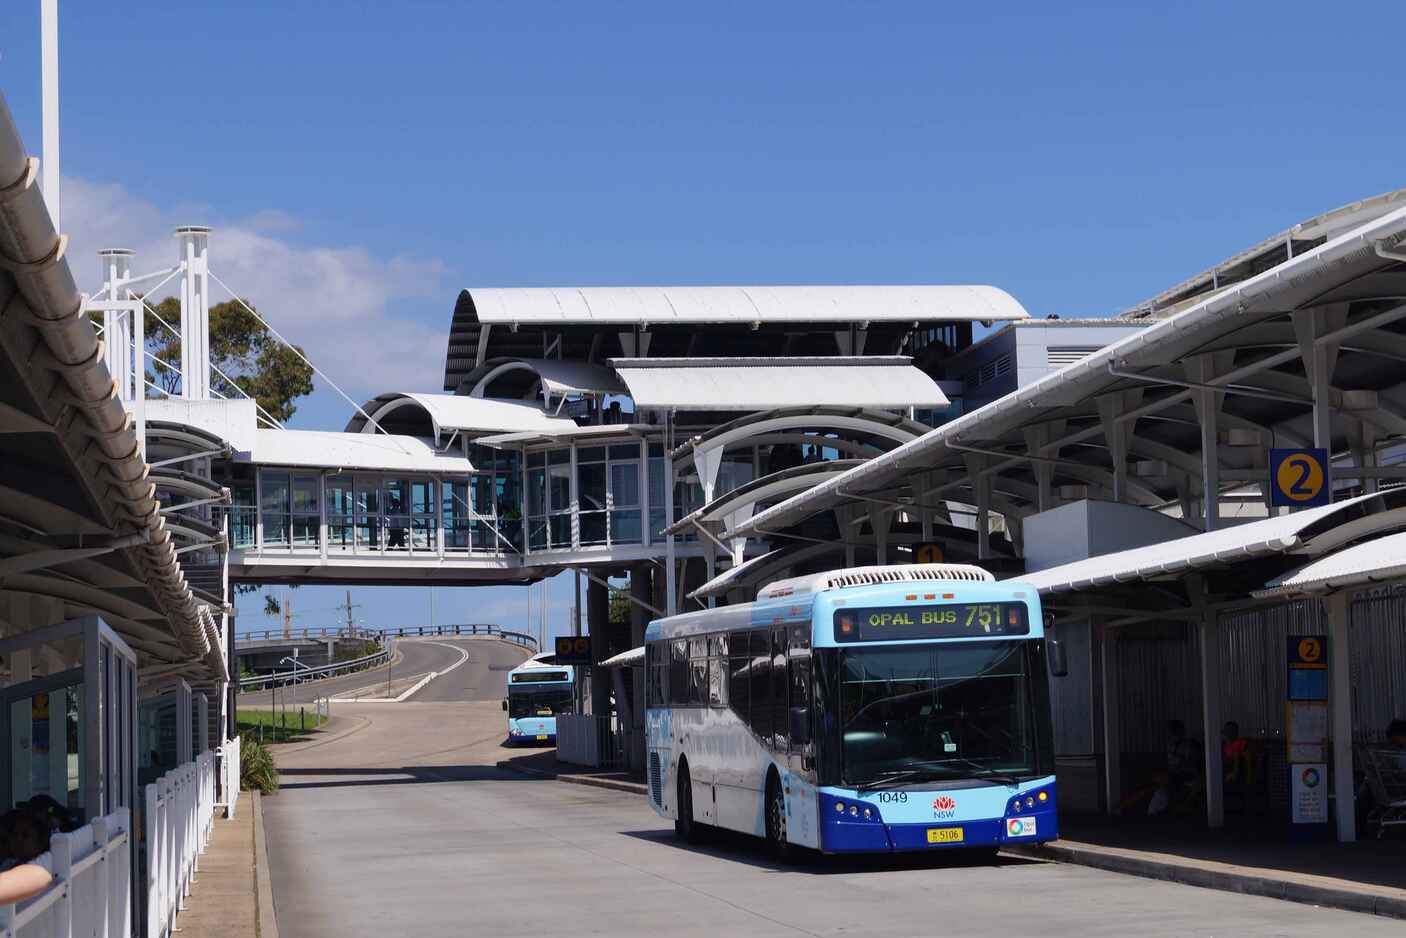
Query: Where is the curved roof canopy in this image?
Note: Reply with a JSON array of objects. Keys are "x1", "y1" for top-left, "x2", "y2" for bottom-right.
[
  {"x1": 1255, "y1": 529, "x2": 1406, "y2": 599},
  {"x1": 250, "y1": 429, "x2": 474, "y2": 473},
  {"x1": 457, "y1": 357, "x2": 626, "y2": 399},
  {"x1": 346, "y1": 392, "x2": 580, "y2": 439},
  {"x1": 611, "y1": 357, "x2": 948, "y2": 411},
  {"x1": 461, "y1": 285, "x2": 1026, "y2": 328}
]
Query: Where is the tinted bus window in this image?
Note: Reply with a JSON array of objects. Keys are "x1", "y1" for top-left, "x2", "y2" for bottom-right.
[
  {"x1": 728, "y1": 650, "x2": 750, "y2": 725},
  {"x1": 689, "y1": 637, "x2": 707, "y2": 706},
  {"x1": 749, "y1": 630, "x2": 771, "y2": 741},
  {"x1": 669, "y1": 640, "x2": 688, "y2": 706},
  {"x1": 789, "y1": 650, "x2": 812, "y2": 747},
  {"x1": 771, "y1": 629, "x2": 789, "y2": 750}
]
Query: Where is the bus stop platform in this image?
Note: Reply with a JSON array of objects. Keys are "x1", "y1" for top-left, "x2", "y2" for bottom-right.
[{"x1": 1006, "y1": 816, "x2": 1406, "y2": 921}]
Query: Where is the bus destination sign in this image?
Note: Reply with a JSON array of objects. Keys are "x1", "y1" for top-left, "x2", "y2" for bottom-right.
[
  {"x1": 833, "y1": 603, "x2": 1029, "y2": 643},
  {"x1": 510, "y1": 671, "x2": 571, "y2": 684}
]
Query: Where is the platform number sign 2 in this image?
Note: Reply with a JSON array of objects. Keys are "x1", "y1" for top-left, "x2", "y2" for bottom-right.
[{"x1": 1269, "y1": 448, "x2": 1330, "y2": 508}]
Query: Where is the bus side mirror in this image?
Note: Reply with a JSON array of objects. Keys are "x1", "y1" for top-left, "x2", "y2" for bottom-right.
[
  {"x1": 1047, "y1": 639, "x2": 1068, "y2": 678},
  {"x1": 501, "y1": 699, "x2": 508, "y2": 711}
]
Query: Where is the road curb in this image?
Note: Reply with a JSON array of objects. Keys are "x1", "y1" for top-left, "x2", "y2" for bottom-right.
[
  {"x1": 251, "y1": 791, "x2": 280, "y2": 938},
  {"x1": 495, "y1": 759, "x2": 649, "y2": 796},
  {"x1": 1006, "y1": 840, "x2": 1406, "y2": 921}
]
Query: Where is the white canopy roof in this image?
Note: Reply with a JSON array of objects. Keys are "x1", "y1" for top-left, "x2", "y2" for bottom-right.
[
  {"x1": 460, "y1": 358, "x2": 627, "y2": 398},
  {"x1": 464, "y1": 285, "x2": 1027, "y2": 326},
  {"x1": 600, "y1": 646, "x2": 645, "y2": 668},
  {"x1": 249, "y1": 429, "x2": 475, "y2": 473},
  {"x1": 348, "y1": 392, "x2": 581, "y2": 437},
  {"x1": 1255, "y1": 530, "x2": 1406, "y2": 599},
  {"x1": 612, "y1": 357, "x2": 949, "y2": 411},
  {"x1": 1010, "y1": 490, "x2": 1406, "y2": 595}
]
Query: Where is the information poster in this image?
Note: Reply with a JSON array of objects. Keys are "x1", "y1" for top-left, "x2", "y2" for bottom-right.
[
  {"x1": 1286, "y1": 700, "x2": 1328, "y2": 762},
  {"x1": 1290, "y1": 763, "x2": 1328, "y2": 824}
]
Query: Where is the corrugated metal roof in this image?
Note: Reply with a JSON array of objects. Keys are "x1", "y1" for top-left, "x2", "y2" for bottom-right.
[
  {"x1": 600, "y1": 646, "x2": 645, "y2": 668},
  {"x1": 1010, "y1": 491, "x2": 1406, "y2": 595},
  {"x1": 250, "y1": 429, "x2": 475, "y2": 473},
  {"x1": 1254, "y1": 530, "x2": 1406, "y2": 598},
  {"x1": 612, "y1": 357, "x2": 949, "y2": 411},
  {"x1": 463, "y1": 285, "x2": 1028, "y2": 326}
]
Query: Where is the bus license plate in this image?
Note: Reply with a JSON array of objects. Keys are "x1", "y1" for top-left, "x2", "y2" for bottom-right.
[
  {"x1": 535, "y1": 734, "x2": 549, "y2": 740},
  {"x1": 927, "y1": 827, "x2": 964, "y2": 844}
]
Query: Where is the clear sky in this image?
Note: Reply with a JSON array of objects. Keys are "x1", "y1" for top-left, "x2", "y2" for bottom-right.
[{"x1": 2, "y1": 1, "x2": 1403, "y2": 639}]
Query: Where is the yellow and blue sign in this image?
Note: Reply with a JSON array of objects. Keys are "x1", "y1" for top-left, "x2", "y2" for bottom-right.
[{"x1": 1269, "y1": 448, "x2": 1330, "y2": 508}]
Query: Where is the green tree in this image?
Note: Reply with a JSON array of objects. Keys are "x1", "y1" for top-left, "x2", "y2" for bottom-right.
[
  {"x1": 263, "y1": 593, "x2": 281, "y2": 619},
  {"x1": 608, "y1": 587, "x2": 632, "y2": 626},
  {"x1": 141, "y1": 297, "x2": 314, "y2": 423}
]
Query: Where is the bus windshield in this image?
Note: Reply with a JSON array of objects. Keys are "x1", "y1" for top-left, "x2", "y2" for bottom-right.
[
  {"x1": 508, "y1": 686, "x2": 574, "y2": 719},
  {"x1": 838, "y1": 640, "x2": 1043, "y2": 788}
]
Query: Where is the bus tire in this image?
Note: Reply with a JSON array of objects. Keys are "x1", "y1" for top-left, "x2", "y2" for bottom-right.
[
  {"x1": 765, "y1": 772, "x2": 794, "y2": 862},
  {"x1": 675, "y1": 761, "x2": 703, "y2": 845}
]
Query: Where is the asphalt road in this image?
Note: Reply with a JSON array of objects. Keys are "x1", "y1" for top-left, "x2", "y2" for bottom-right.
[
  {"x1": 261, "y1": 695, "x2": 1401, "y2": 938},
  {"x1": 239, "y1": 638, "x2": 528, "y2": 708}
]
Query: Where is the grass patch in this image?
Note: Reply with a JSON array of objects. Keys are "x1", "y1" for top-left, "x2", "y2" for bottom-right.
[{"x1": 237, "y1": 708, "x2": 327, "y2": 743}]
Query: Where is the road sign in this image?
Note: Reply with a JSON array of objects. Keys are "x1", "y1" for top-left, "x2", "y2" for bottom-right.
[
  {"x1": 1269, "y1": 448, "x2": 1330, "y2": 508},
  {"x1": 915, "y1": 542, "x2": 945, "y2": 564},
  {"x1": 554, "y1": 635, "x2": 592, "y2": 665}
]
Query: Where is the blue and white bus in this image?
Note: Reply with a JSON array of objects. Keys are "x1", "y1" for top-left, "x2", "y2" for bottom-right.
[
  {"x1": 643, "y1": 564, "x2": 1064, "y2": 857},
  {"x1": 503, "y1": 656, "x2": 576, "y2": 744}
]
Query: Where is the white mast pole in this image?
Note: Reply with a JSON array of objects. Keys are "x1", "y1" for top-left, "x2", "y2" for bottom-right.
[{"x1": 40, "y1": 0, "x2": 60, "y2": 227}]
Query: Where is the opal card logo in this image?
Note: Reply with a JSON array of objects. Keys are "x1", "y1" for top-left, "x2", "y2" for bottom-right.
[
  {"x1": 932, "y1": 795, "x2": 957, "y2": 819},
  {"x1": 1301, "y1": 767, "x2": 1321, "y2": 788},
  {"x1": 1006, "y1": 817, "x2": 1037, "y2": 838}
]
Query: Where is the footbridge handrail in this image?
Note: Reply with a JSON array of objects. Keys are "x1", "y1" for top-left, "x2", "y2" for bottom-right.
[
  {"x1": 238, "y1": 647, "x2": 390, "y2": 690},
  {"x1": 375, "y1": 623, "x2": 538, "y2": 650}
]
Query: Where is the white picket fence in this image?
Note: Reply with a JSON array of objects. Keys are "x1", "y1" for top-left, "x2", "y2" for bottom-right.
[
  {"x1": 0, "y1": 809, "x2": 133, "y2": 938},
  {"x1": 218, "y1": 735, "x2": 242, "y2": 820},
  {"x1": 143, "y1": 752, "x2": 216, "y2": 938}
]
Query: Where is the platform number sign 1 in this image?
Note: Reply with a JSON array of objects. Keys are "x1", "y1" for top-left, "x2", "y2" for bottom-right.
[{"x1": 1269, "y1": 448, "x2": 1330, "y2": 508}]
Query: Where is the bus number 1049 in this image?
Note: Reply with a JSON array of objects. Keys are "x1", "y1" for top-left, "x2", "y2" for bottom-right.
[{"x1": 876, "y1": 792, "x2": 908, "y2": 804}]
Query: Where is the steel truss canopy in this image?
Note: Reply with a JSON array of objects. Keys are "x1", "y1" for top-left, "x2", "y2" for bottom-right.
[
  {"x1": 444, "y1": 284, "x2": 1028, "y2": 390},
  {"x1": 611, "y1": 356, "x2": 949, "y2": 411},
  {"x1": 734, "y1": 203, "x2": 1406, "y2": 540}
]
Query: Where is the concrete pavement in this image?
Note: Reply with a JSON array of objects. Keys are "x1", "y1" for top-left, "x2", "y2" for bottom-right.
[{"x1": 261, "y1": 693, "x2": 1403, "y2": 937}]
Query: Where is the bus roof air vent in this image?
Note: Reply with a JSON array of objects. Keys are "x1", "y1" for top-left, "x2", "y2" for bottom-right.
[{"x1": 757, "y1": 563, "x2": 994, "y2": 600}]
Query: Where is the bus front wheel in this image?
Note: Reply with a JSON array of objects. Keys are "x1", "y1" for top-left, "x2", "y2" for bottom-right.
[
  {"x1": 675, "y1": 762, "x2": 703, "y2": 845},
  {"x1": 765, "y1": 774, "x2": 794, "y2": 861}
]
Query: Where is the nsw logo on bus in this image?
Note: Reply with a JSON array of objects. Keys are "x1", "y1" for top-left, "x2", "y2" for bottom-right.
[{"x1": 932, "y1": 795, "x2": 957, "y2": 819}]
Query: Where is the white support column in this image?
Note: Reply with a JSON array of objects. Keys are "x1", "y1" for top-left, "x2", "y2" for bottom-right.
[
  {"x1": 664, "y1": 420, "x2": 678, "y2": 616},
  {"x1": 1101, "y1": 622, "x2": 1122, "y2": 815},
  {"x1": 99, "y1": 249, "x2": 135, "y2": 401},
  {"x1": 41, "y1": 0, "x2": 60, "y2": 227},
  {"x1": 1185, "y1": 355, "x2": 1229, "y2": 532},
  {"x1": 1293, "y1": 306, "x2": 1348, "y2": 456},
  {"x1": 1327, "y1": 591, "x2": 1356, "y2": 842},
  {"x1": 176, "y1": 227, "x2": 212, "y2": 400},
  {"x1": 1198, "y1": 602, "x2": 1224, "y2": 829}
]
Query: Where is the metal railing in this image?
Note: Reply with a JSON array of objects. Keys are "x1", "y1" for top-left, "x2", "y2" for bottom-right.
[
  {"x1": 237, "y1": 626, "x2": 380, "y2": 643},
  {"x1": 375, "y1": 623, "x2": 537, "y2": 650},
  {"x1": 238, "y1": 646, "x2": 390, "y2": 690},
  {"x1": 144, "y1": 752, "x2": 217, "y2": 938},
  {"x1": 0, "y1": 810, "x2": 133, "y2": 938},
  {"x1": 217, "y1": 735, "x2": 242, "y2": 820}
]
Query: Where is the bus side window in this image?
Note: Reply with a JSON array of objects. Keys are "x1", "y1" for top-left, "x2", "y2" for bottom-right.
[
  {"x1": 748, "y1": 630, "x2": 771, "y2": 742},
  {"x1": 669, "y1": 640, "x2": 689, "y2": 706},
  {"x1": 708, "y1": 635, "x2": 726, "y2": 708},
  {"x1": 689, "y1": 637, "x2": 708, "y2": 706},
  {"x1": 771, "y1": 628, "x2": 790, "y2": 751},
  {"x1": 728, "y1": 638, "x2": 750, "y2": 726},
  {"x1": 789, "y1": 649, "x2": 812, "y2": 749}
]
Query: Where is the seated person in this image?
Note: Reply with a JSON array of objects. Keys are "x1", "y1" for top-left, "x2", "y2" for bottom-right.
[{"x1": 1222, "y1": 721, "x2": 1252, "y2": 785}]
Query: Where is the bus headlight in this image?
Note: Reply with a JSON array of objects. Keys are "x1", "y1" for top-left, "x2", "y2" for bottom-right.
[
  {"x1": 863, "y1": 807, "x2": 873, "y2": 819},
  {"x1": 835, "y1": 801, "x2": 846, "y2": 813},
  {"x1": 849, "y1": 805, "x2": 859, "y2": 817},
  {"x1": 1025, "y1": 796, "x2": 1035, "y2": 808},
  {"x1": 1038, "y1": 791, "x2": 1048, "y2": 802},
  {"x1": 1012, "y1": 799, "x2": 1022, "y2": 812}
]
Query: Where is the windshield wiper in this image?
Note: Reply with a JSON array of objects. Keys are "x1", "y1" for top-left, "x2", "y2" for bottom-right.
[
  {"x1": 855, "y1": 768, "x2": 950, "y2": 792},
  {"x1": 910, "y1": 757, "x2": 1023, "y2": 786}
]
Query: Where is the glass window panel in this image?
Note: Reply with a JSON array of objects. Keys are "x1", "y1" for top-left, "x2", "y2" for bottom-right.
[
  {"x1": 328, "y1": 520, "x2": 354, "y2": 548},
  {"x1": 292, "y1": 516, "x2": 319, "y2": 547},
  {"x1": 549, "y1": 514, "x2": 572, "y2": 549},
  {"x1": 608, "y1": 444, "x2": 639, "y2": 461},
  {"x1": 354, "y1": 479, "x2": 379, "y2": 515},
  {"x1": 261, "y1": 514, "x2": 289, "y2": 547},
  {"x1": 411, "y1": 517, "x2": 434, "y2": 549},
  {"x1": 327, "y1": 479, "x2": 354, "y2": 515},
  {"x1": 528, "y1": 518, "x2": 548, "y2": 551},
  {"x1": 610, "y1": 463, "x2": 640, "y2": 507},
  {"x1": 385, "y1": 519, "x2": 410, "y2": 550},
  {"x1": 383, "y1": 479, "x2": 409, "y2": 514},
  {"x1": 547, "y1": 449, "x2": 570, "y2": 467},
  {"x1": 648, "y1": 443, "x2": 664, "y2": 458},
  {"x1": 528, "y1": 451, "x2": 546, "y2": 469},
  {"x1": 729, "y1": 654, "x2": 750, "y2": 724},
  {"x1": 579, "y1": 512, "x2": 607, "y2": 546},
  {"x1": 356, "y1": 518, "x2": 379, "y2": 548},
  {"x1": 649, "y1": 508, "x2": 667, "y2": 541},
  {"x1": 291, "y1": 475, "x2": 319, "y2": 513},
  {"x1": 411, "y1": 480, "x2": 434, "y2": 514},
  {"x1": 442, "y1": 481, "x2": 469, "y2": 521},
  {"x1": 579, "y1": 463, "x2": 607, "y2": 511},
  {"x1": 232, "y1": 485, "x2": 256, "y2": 507},
  {"x1": 547, "y1": 466, "x2": 571, "y2": 512},
  {"x1": 259, "y1": 472, "x2": 290, "y2": 512},
  {"x1": 610, "y1": 509, "x2": 641, "y2": 544},
  {"x1": 577, "y1": 446, "x2": 606, "y2": 463},
  {"x1": 527, "y1": 468, "x2": 546, "y2": 517}
]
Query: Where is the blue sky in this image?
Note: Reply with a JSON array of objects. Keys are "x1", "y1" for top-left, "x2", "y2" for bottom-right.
[{"x1": 2, "y1": 1, "x2": 1403, "y2": 638}]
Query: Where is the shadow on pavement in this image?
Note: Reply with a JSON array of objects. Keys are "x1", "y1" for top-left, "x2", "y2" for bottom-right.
[
  {"x1": 618, "y1": 826, "x2": 1043, "y2": 874},
  {"x1": 274, "y1": 764, "x2": 553, "y2": 791}
]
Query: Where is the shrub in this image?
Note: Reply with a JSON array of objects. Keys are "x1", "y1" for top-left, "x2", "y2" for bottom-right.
[{"x1": 240, "y1": 733, "x2": 279, "y2": 794}]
